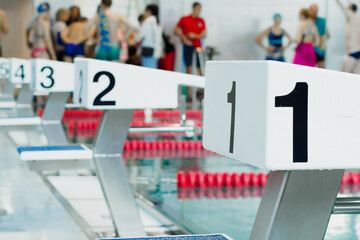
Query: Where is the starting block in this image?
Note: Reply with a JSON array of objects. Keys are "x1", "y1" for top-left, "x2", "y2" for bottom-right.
[
  {"x1": 71, "y1": 58, "x2": 204, "y2": 238},
  {"x1": 15, "y1": 59, "x2": 93, "y2": 169},
  {"x1": 5, "y1": 58, "x2": 33, "y2": 115},
  {"x1": 18, "y1": 145, "x2": 92, "y2": 161},
  {"x1": 202, "y1": 61, "x2": 356, "y2": 239},
  {"x1": 18, "y1": 144, "x2": 92, "y2": 171},
  {"x1": 98, "y1": 234, "x2": 232, "y2": 240}
]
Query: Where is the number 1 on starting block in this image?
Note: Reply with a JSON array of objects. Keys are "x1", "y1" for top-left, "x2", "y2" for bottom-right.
[{"x1": 203, "y1": 61, "x2": 360, "y2": 170}]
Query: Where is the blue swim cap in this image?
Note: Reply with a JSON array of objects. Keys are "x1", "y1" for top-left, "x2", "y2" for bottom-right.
[
  {"x1": 273, "y1": 13, "x2": 282, "y2": 20},
  {"x1": 37, "y1": 3, "x2": 49, "y2": 13}
]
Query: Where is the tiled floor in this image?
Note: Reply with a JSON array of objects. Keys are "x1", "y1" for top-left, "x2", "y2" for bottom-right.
[{"x1": 0, "y1": 132, "x2": 88, "y2": 240}]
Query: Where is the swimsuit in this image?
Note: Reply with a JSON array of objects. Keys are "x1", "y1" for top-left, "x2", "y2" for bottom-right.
[
  {"x1": 266, "y1": 30, "x2": 285, "y2": 62},
  {"x1": 349, "y1": 48, "x2": 360, "y2": 59},
  {"x1": 31, "y1": 47, "x2": 47, "y2": 58},
  {"x1": 96, "y1": 10, "x2": 120, "y2": 61},
  {"x1": 65, "y1": 43, "x2": 85, "y2": 57}
]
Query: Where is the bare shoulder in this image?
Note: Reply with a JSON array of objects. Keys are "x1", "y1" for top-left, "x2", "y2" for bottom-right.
[{"x1": 0, "y1": 9, "x2": 5, "y2": 17}]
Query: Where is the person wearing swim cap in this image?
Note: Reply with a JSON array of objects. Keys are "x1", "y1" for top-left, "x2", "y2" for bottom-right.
[
  {"x1": 0, "y1": 6, "x2": 9, "y2": 57},
  {"x1": 255, "y1": 13, "x2": 292, "y2": 62},
  {"x1": 85, "y1": 0, "x2": 136, "y2": 62},
  {"x1": 336, "y1": 0, "x2": 360, "y2": 73},
  {"x1": 28, "y1": 2, "x2": 56, "y2": 60}
]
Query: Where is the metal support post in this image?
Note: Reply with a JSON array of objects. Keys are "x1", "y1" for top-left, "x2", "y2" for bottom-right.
[
  {"x1": 250, "y1": 170, "x2": 344, "y2": 240},
  {"x1": 92, "y1": 109, "x2": 145, "y2": 237}
]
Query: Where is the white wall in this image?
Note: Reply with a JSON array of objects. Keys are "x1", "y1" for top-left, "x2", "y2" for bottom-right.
[
  {"x1": 1, "y1": 0, "x2": 33, "y2": 58},
  {"x1": 159, "y1": 0, "x2": 338, "y2": 70},
  {"x1": 326, "y1": 0, "x2": 348, "y2": 71}
]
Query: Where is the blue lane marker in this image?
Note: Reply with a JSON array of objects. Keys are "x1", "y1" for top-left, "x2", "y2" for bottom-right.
[
  {"x1": 98, "y1": 234, "x2": 232, "y2": 240},
  {"x1": 17, "y1": 145, "x2": 86, "y2": 154}
]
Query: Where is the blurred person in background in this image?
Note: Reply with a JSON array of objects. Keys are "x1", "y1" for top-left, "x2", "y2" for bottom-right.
[
  {"x1": 67, "y1": 6, "x2": 82, "y2": 25},
  {"x1": 255, "y1": 13, "x2": 292, "y2": 62},
  {"x1": 336, "y1": 0, "x2": 360, "y2": 73},
  {"x1": 26, "y1": 2, "x2": 53, "y2": 51},
  {"x1": 310, "y1": 4, "x2": 330, "y2": 68},
  {"x1": 86, "y1": 0, "x2": 136, "y2": 62},
  {"x1": 28, "y1": 3, "x2": 56, "y2": 60},
  {"x1": 28, "y1": 3, "x2": 56, "y2": 110},
  {"x1": 158, "y1": 31, "x2": 176, "y2": 71},
  {"x1": 0, "y1": 5, "x2": 9, "y2": 57},
  {"x1": 135, "y1": 4, "x2": 163, "y2": 69},
  {"x1": 53, "y1": 8, "x2": 70, "y2": 61},
  {"x1": 293, "y1": 8, "x2": 320, "y2": 67},
  {"x1": 61, "y1": 16, "x2": 88, "y2": 62},
  {"x1": 174, "y1": 2, "x2": 206, "y2": 76}
]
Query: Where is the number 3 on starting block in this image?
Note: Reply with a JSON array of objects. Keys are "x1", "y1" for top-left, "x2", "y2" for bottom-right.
[
  {"x1": 31, "y1": 59, "x2": 74, "y2": 92},
  {"x1": 10, "y1": 58, "x2": 31, "y2": 84},
  {"x1": 203, "y1": 61, "x2": 360, "y2": 170}
]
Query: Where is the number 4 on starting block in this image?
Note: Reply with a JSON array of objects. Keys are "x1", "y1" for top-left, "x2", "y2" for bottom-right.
[
  {"x1": 203, "y1": 61, "x2": 360, "y2": 170},
  {"x1": 98, "y1": 234, "x2": 233, "y2": 240},
  {"x1": 10, "y1": 58, "x2": 31, "y2": 84}
]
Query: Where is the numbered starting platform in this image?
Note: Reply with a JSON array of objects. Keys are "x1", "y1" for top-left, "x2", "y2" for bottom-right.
[
  {"x1": 14, "y1": 58, "x2": 205, "y2": 239},
  {"x1": 0, "y1": 58, "x2": 33, "y2": 115},
  {"x1": 3, "y1": 59, "x2": 360, "y2": 240},
  {"x1": 202, "y1": 60, "x2": 360, "y2": 239}
]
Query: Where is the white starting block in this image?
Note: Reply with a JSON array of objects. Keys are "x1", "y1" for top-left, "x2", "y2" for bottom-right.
[
  {"x1": 202, "y1": 60, "x2": 356, "y2": 239},
  {"x1": 98, "y1": 235, "x2": 233, "y2": 240},
  {"x1": 14, "y1": 59, "x2": 94, "y2": 170},
  {"x1": 0, "y1": 57, "x2": 14, "y2": 107},
  {"x1": 5, "y1": 58, "x2": 33, "y2": 115},
  {"x1": 0, "y1": 58, "x2": 39, "y2": 132},
  {"x1": 18, "y1": 144, "x2": 92, "y2": 160},
  {"x1": 70, "y1": 58, "x2": 204, "y2": 238}
]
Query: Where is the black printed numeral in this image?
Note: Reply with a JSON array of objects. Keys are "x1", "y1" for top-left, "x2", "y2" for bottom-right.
[
  {"x1": 40, "y1": 66, "x2": 55, "y2": 88},
  {"x1": 275, "y1": 82, "x2": 308, "y2": 163},
  {"x1": 227, "y1": 81, "x2": 236, "y2": 153},
  {"x1": 93, "y1": 71, "x2": 116, "y2": 106},
  {"x1": 15, "y1": 64, "x2": 25, "y2": 81}
]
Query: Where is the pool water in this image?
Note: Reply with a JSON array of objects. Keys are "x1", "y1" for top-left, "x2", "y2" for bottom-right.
[{"x1": 126, "y1": 155, "x2": 360, "y2": 240}]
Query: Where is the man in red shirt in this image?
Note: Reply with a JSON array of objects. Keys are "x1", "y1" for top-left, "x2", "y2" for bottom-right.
[{"x1": 174, "y1": 2, "x2": 206, "y2": 76}]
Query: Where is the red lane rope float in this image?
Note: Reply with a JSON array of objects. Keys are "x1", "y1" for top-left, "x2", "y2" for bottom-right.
[
  {"x1": 177, "y1": 186, "x2": 265, "y2": 200},
  {"x1": 177, "y1": 171, "x2": 360, "y2": 188},
  {"x1": 177, "y1": 172, "x2": 268, "y2": 188},
  {"x1": 41, "y1": 109, "x2": 202, "y2": 122},
  {"x1": 123, "y1": 140, "x2": 205, "y2": 151},
  {"x1": 122, "y1": 149, "x2": 217, "y2": 159},
  {"x1": 178, "y1": 182, "x2": 360, "y2": 200}
]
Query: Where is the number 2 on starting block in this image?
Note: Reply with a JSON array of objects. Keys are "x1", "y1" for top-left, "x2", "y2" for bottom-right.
[
  {"x1": 74, "y1": 58, "x2": 180, "y2": 109},
  {"x1": 10, "y1": 58, "x2": 31, "y2": 84},
  {"x1": 31, "y1": 59, "x2": 74, "y2": 93},
  {"x1": 203, "y1": 61, "x2": 360, "y2": 170}
]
